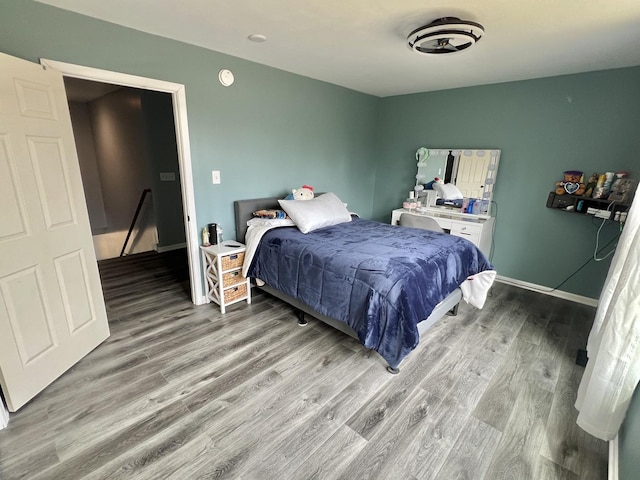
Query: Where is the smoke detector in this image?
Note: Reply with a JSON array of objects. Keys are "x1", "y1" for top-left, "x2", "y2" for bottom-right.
[{"x1": 407, "y1": 17, "x2": 484, "y2": 55}]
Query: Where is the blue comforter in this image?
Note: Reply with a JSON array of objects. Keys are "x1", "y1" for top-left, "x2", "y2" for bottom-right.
[{"x1": 248, "y1": 216, "x2": 493, "y2": 368}]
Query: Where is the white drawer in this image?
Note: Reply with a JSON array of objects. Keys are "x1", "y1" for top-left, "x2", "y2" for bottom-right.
[
  {"x1": 449, "y1": 222, "x2": 483, "y2": 236},
  {"x1": 430, "y1": 217, "x2": 453, "y2": 231},
  {"x1": 449, "y1": 221, "x2": 482, "y2": 246}
]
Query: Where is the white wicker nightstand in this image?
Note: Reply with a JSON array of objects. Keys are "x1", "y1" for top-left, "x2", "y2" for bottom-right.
[{"x1": 200, "y1": 241, "x2": 251, "y2": 313}]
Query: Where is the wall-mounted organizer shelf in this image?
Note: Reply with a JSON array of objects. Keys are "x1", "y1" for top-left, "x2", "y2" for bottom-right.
[{"x1": 546, "y1": 192, "x2": 629, "y2": 221}]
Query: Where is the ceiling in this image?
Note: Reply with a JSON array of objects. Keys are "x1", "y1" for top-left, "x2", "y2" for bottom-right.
[{"x1": 37, "y1": 0, "x2": 640, "y2": 97}]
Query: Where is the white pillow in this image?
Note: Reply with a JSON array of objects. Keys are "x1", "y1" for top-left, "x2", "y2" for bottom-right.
[
  {"x1": 246, "y1": 217, "x2": 295, "y2": 227},
  {"x1": 278, "y1": 192, "x2": 352, "y2": 233},
  {"x1": 432, "y1": 182, "x2": 463, "y2": 200}
]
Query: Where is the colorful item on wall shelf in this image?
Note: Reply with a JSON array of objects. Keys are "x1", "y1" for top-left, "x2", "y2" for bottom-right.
[
  {"x1": 592, "y1": 172, "x2": 615, "y2": 199},
  {"x1": 608, "y1": 175, "x2": 637, "y2": 204},
  {"x1": 555, "y1": 170, "x2": 585, "y2": 196},
  {"x1": 583, "y1": 172, "x2": 599, "y2": 197}
]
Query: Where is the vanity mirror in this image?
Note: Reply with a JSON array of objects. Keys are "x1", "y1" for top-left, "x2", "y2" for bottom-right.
[
  {"x1": 392, "y1": 147, "x2": 501, "y2": 257},
  {"x1": 415, "y1": 148, "x2": 501, "y2": 213}
]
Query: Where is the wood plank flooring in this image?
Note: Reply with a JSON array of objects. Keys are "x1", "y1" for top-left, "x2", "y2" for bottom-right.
[{"x1": 0, "y1": 249, "x2": 608, "y2": 479}]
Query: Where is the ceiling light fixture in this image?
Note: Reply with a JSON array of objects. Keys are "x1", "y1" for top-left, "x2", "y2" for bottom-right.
[{"x1": 407, "y1": 17, "x2": 484, "y2": 55}]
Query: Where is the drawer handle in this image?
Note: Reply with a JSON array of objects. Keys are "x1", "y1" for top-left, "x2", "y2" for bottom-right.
[
  {"x1": 229, "y1": 254, "x2": 238, "y2": 260},
  {"x1": 230, "y1": 271, "x2": 239, "y2": 277}
]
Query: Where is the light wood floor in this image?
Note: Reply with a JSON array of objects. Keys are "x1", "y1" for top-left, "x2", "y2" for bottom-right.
[{"x1": 0, "y1": 249, "x2": 607, "y2": 479}]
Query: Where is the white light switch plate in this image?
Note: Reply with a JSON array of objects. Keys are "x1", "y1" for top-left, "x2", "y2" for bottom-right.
[{"x1": 212, "y1": 170, "x2": 221, "y2": 184}]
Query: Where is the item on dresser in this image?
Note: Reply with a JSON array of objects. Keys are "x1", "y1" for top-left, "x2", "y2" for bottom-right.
[
  {"x1": 234, "y1": 195, "x2": 495, "y2": 374},
  {"x1": 463, "y1": 198, "x2": 488, "y2": 215},
  {"x1": 208, "y1": 223, "x2": 218, "y2": 245},
  {"x1": 416, "y1": 190, "x2": 438, "y2": 210},
  {"x1": 403, "y1": 191, "x2": 419, "y2": 211}
]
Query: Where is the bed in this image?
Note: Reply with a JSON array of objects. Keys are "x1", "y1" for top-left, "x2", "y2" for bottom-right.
[{"x1": 234, "y1": 193, "x2": 495, "y2": 373}]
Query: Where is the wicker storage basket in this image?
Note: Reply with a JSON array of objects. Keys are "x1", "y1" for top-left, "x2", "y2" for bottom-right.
[
  {"x1": 224, "y1": 283, "x2": 247, "y2": 303},
  {"x1": 221, "y1": 252, "x2": 245, "y2": 271},
  {"x1": 222, "y1": 270, "x2": 245, "y2": 287}
]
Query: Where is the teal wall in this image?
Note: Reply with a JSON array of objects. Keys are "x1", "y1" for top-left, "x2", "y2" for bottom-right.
[
  {"x1": 374, "y1": 70, "x2": 640, "y2": 298},
  {"x1": 0, "y1": 0, "x2": 379, "y2": 247}
]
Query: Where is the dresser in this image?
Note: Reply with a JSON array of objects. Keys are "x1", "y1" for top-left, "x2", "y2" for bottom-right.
[{"x1": 391, "y1": 208, "x2": 494, "y2": 257}]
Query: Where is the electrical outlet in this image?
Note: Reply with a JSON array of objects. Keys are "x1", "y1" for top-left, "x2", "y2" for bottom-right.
[{"x1": 212, "y1": 170, "x2": 221, "y2": 184}]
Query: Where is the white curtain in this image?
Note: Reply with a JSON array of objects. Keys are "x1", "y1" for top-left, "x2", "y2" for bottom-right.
[{"x1": 576, "y1": 185, "x2": 640, "y2": 440}]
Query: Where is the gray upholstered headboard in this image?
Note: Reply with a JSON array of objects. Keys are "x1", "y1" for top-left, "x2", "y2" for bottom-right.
[
  {"x1": 233, "y1": 196, "x2": 282, "y2": 244},
  {"x1": 233, "y1": 192, "x2": 327, "y2": 243}
]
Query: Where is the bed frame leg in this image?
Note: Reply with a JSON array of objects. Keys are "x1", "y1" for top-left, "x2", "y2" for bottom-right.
[
  {"x1": 447, "y1": 303, "x2": 459, "y2": 316},
  {"x1": 296, "y1": 309, "x2": 308, "y2": 326},
  {"x1": 386, "y1": 365, "x2": 400, "y2": 374}
]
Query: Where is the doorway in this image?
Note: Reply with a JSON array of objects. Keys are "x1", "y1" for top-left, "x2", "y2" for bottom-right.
[
  {"x1": 65, "y1": 79, "x2": 168, "y2": 260},
  {"x1": 40, "y1": 59, "x2": 203, "y2": 305}
]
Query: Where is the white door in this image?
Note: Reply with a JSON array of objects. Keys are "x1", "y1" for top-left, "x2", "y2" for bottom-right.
[
  {"x1": 455, "y1": 150, "x2": 492, "y2": 199},
  {"x1": 0, "y1": 52, "x2": 109, "y2": 412}
]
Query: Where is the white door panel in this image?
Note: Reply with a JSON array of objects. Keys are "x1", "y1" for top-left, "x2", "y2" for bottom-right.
[
  {"x1": 0, "y1": 134, "x2": 30, "y2": 242},
  {"x1": 455, "y1": 151, "x2": 492, "y2": 199},
  {"x1": 0, "y1": 52, "x2": 109, "y2": 412}
]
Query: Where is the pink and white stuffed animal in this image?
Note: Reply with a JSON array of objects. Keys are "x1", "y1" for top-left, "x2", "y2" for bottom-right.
[{"x1": 285, "y1": 184, "x2": 314, "y2": 200}]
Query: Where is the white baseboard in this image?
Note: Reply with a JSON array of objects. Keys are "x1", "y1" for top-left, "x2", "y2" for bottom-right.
[
  {"x1": 609, "y1": 436, "x2": 618, "y2": 480},
  {"x1": 156, "y1": 242, "x2": 187, "y2": 253},
  {"x1": 495, "y1": 275, "x2": 598, "y2": 307},
  {"x1": 93, "y1": 229, "x2": 157, "y2": 260}
]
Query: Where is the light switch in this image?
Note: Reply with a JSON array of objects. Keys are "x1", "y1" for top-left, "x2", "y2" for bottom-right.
[{"x1": 212, "y1": 170, "x2": 221, "y2": 184}]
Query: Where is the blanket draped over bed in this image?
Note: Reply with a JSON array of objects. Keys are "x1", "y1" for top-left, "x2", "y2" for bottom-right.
[{"x1": 247, "y1": 216, "x2": 494, "y2": 369}]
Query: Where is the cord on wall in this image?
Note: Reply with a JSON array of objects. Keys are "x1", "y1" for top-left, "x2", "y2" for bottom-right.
[
  {"x1": 551, "y1": 234, "x2": 620, "y2": 292},
  {"x1": 489, "y1": 200, "x2": 498, "y2": 262},
  {"x1": 593, "y1": 201, "x2": 619, "y2": 262},
  {"x1": 488, "y1": 199, "x2": 620, "y2": 293}
]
